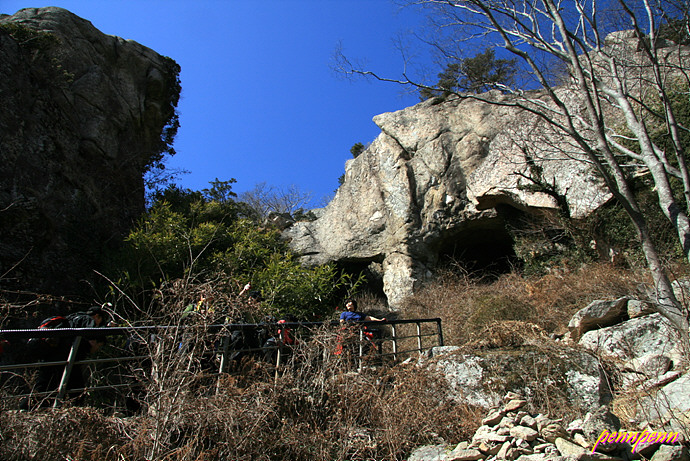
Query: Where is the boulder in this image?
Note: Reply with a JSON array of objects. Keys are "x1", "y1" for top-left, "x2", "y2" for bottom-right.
[
  {"x1": 266, "y1": 212, "x2": 295, "y2": 230},
  {"x1": 624, "y1": 354, "x2": 672, "y2": 379},
  {"x1": 634, "y1": 372, "x2": 690, "y2": 439},
  {"x1": 578, "y1": 314, "x2": 683, "y2": 365},
  {"x1": 568, "y1": 298, "x2": 629, "y2": 341},
  {"x1": 627, "y1": 300, "x2": 656, "y2": 319},
  {"x1": 0, "y1": 7, "x2": 180, "y2": 296},
  {"x1": 284, "y1": 92, "x2": 610, "y2": 306},
  {"x1": 427, "y1": 345, "x2": 608, "y2": 412},
  {"x1": 408, "y1": 443, "x2": 449, "y2": 461},
  {"x1": 578, "y1": 407, "x2": 622, "y2": 449}
]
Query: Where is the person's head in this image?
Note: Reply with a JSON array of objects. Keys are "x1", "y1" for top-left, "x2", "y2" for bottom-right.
[
  {"x1": 345, "y1": 299, "x2": 357, "y2": 311},
  {"x1": 86, "y1": 306, "x2": 108, "y2": 326}
]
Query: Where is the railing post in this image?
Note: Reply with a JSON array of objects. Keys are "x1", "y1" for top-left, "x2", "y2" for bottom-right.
[
  {"x1": 274, "y1": 328, "x2": 284, "y2": 384},
  {"x1": 218, "y1": 333, "x2": 230, "y2": 375},
  {"x1": 391, "y1": 323, "x2": 398, "y2": 362},
  {"x1": 216, "y1": 332, "x2": 231, "y2": 395},
  {"x1": 436, "y1": 319, "x2": 444, "y2": 347},
  {"x1": 416, "y1": 322, "x2": 423, "y2": 354},
  {"x1": 358, "y1": 327, "x2": 364, "y2": 372},
  {"x1": 54, "y1": 335, "x2": 82, "y2": 408}
]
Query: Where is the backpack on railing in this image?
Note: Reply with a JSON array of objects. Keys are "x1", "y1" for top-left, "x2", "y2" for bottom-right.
[
  {"x1": 28, "y1": 315, "x2": 70, "y2": 347},
  {"x1": 37, "y1": 316, "x2": 69, "y2": 330}
]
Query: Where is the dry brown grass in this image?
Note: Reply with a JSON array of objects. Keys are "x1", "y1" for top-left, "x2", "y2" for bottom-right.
[
  {"x1": 402, "y1": 263, "x2": 646, "y2": 346},
  {"x1": 0, "y1": 326, "x2": 482, "y2": 461}
]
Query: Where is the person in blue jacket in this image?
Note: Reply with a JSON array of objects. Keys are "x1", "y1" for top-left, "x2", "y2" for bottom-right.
[
  {"x1": 339, "y1": 299, "x2": 385, "y2": 324},
  {"x1": 337, "y1": 299, "x2": 385, "y2": 360}
]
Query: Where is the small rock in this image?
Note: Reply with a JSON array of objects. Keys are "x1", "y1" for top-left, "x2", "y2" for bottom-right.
[
  {"x1": 533, "y1": 443, "x2": 556, "y2": 453},
  {"x1": 573, "y1": 433, "x2": 589, "y2": 448},
  {"x1": 504, "y1": 392, "x2": 522, "y2": 401},
  {"x1": 483, "y1": 410, "x2": 504, "y2": 427},
  {"x1": 478, "y1": 442, "x2": 501, "y2": 456},
  {"x1": 567, "y1": 419, "x2": 584, "y2": 435},
  {"x1": 497, "y1": 441, "x2": 516, "y2": 460},
  {"x1": 447, "y1": 448, "x2": 485, "y2": 461},
  {"x1": 500, "y1": 416, "x2": 518, "y2": 429},
  {"x1": 541, "y1": 424, "x2": 568, "y2": 443},
  {"x1": 555, "y1": 437, "x2": 587, "y2": 457},
  {"x1": 505, "y1": 399, "x2": 528, "y2": 412},
  {"x1": 520, "y1": 415, "x2": 538, "y2": 430},
  {"x1": 650, "y1": 444, "x2": 690, "y2": 461},
  {"x1": 510, "y1": 426, "x2": 539, "y2": 442},
  {"x1": 589, "y1": 454, "x2": 625, "y2": 461},
  {"x1": 473, "y1": 426, "x2": 510, "y2": 445},
  {"x1": 514, "y1": 455, "x2": 565, "y2": 461},
  {"x1": 535, "y1": 415, "x2": 555, "y2": 432},
  {"x1": 516, "y1": 446, "x2": 535, "y2": 456}
]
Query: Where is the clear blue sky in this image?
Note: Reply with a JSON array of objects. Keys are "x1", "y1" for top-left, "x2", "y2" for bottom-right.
[{"x1": 2, "y1": 1, "x2": 429, "y2": 207}]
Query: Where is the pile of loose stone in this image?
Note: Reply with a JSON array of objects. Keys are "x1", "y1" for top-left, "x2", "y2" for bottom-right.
[{"x1": 410, "y1": 392, "x2": 688, "y2": 461}]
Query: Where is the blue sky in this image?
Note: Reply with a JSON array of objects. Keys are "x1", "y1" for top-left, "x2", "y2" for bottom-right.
[{"x1": 2, "y1": 1, "x2": 429, "y2": 207}]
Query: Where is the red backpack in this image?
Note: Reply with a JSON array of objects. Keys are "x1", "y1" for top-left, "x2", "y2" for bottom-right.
[
  {"x1": 38, "y1": 316, "x2": 69, "y2": 330},
  {"x1": 29, "y1": 315, "x2": 70, "y2": 347}
]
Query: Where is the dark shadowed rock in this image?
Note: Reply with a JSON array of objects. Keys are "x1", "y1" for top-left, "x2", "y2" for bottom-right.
[{"x1": 0, "y1": 7, "x2": 180, "y2": 296}]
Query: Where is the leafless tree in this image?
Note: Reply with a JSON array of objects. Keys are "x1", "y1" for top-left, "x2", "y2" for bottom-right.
[
  {"x1": 337, "y1": 0, "x2": 690, "y2": 334},
  {"x1": 239, "y1": 182, "x2": 313, "y2": 221}
]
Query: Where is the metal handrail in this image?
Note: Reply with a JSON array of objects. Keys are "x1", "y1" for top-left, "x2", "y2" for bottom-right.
[{"x1": 0, "y1": 318, "x2": 443, "y2": 407}]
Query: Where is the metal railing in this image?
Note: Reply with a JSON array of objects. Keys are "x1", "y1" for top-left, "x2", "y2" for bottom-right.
[{"x1": 0, "y1": 318, "x2": 442, "y2": 408}]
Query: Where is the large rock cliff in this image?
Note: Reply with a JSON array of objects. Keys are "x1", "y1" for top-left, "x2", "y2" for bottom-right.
[
  {"x1": 285, "y1": 91, "x2": 612, "y2": 306},
  {"x1": 0, "y1": 7, "x2": 180, "y2": 296}
]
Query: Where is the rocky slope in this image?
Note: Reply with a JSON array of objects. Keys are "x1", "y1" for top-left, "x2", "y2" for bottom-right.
[
  {"x1": 411, "y1": 291, "x2": 689, "y2": 460},
  {"x1": 0, "y1": 7, "x2": 180, "y2": 296}
]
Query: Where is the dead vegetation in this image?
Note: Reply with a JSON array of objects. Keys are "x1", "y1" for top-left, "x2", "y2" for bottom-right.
[
  {"x1": 402, "y1": 263, "x2": 647, "y2": 346},
  {"x1": 1, "y1": 262, "x2": 683, "y2": 460},
  {"x1": 0, "y1": 323, "x2": 480, "y2": 461}
]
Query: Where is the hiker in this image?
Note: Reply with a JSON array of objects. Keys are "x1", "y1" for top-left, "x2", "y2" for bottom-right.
[
  {"x1": 336, "y1": 300, "x2": 385, "y2": 362},
  {"x1": 339, "y1": 299, "x2": 385, "y2": 324},
  {"x1": 20, "y1": 305, "x2": 110, "y2": 410},
  {"x1": 262, "y1": 314, "x2": 298, "y2": 364}
]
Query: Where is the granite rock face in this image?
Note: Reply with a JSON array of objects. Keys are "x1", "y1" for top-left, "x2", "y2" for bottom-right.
[
  {"x1": 285, "y1": 93, "x2": 610, "y2": 306},
  {"x1": 426, "y1": 345, "x2": 608, "y2": 412},
  {"x1": 0, "y1": 7, "x2": 180, "y2": 296}
]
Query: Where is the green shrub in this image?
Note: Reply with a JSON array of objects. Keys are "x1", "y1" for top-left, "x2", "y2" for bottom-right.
[
  {"x1": 106, "y1": 182, "x2": 363, "y2": 320},
  {"x1": 0, "y1": 23, "x2": 59, "y2": 50}
]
